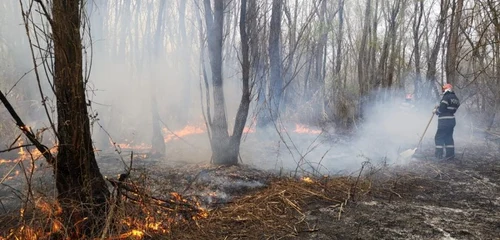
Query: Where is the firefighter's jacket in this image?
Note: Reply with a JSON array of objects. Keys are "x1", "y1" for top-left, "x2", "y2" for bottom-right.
[{"x1": 436, "y1": 91, "x2": 460, "y2": 119}]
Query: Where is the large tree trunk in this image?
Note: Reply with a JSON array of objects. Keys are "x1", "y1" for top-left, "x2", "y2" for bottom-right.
[
  {"x1": 204, "y1": 0, "x2": 232, "y2": 165},
  {"x1": 52, "y1": 0, "x2": 109, "y2": 235},
  {"x1": 202, "y1": 0, "x2": 251, "y2": 165}
]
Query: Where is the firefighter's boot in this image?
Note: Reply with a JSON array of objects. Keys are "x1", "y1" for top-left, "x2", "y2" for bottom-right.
[{"x1": 435, "y1": 146, "x2": 444, "y2": 159}]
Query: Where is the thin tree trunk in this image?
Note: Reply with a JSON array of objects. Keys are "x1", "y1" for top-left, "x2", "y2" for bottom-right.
[
  {"x1": 413, "y1": 0, "x2": 424, "y2": 98},
  {"x1": 426, "y1": 0, "x2": 448, "y2": 100},
  {"x1": 179, "y1": 0, "x2": 191, "y2": 122},
  {"x1": 358, "y1": 0, "x2": 372, "y2": 97},
  {"x1": 445, "y1": 0, "x2": 464, "y2": 84},
  {"x1": 268, "y1": 0, "x2": 283, "y2": 124},
  {"x1": 150, "y1": 0, "x2": 166, "y2": 157},
  {"x1": 229, "y1": 0, "x2": 251, "y2": 157},
  {"x1": 335, "y1": 0, "x2": 345, "y2": 76},
  {"x1": 386, "y1": 0, "x2": 404, "y2": 89},
  {"x1": 369, "y1": 0, "x2": 379, "y2": 90}
]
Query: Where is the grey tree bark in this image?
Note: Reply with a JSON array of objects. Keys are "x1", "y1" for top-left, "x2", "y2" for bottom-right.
[
  {"x1": 426, "y1": 0, "x2": 448, "y2": 100},
  {"x1": 203, "y1": 0, "x2": 251, "y2": 165},
  {"x1": 258, "y1": 0, "x2": 283, "y2": 127},
  {"x1": 445, "y1": 0, "x2": 464, "y2": 85}
]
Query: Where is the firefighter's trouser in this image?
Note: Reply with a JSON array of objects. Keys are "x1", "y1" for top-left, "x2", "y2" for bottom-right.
[{"x1": 435, "y1": 117, "x2": 456, "y2": 159}]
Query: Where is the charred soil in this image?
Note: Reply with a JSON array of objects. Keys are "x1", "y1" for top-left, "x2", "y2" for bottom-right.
[
  {"x1": 1, "y1": 139, "x2": 499, "y2": 239},
  {"x1": 167, "y1": 141, "x2": 500, "y2": 240}
]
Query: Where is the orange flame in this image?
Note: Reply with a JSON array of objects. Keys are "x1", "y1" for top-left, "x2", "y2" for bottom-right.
[
  {"x1": 117, "y1": 229, "x2": 144, "y2": 239},
  {"x1": 163, "y1": 125, "x2": 206, "y2": 142},
  {"x1": 301, "y1": 177, "x2": 314, "y2": 183},
  {"x1": 294, "y1": 124, "x2": 322, "y2": 134}
]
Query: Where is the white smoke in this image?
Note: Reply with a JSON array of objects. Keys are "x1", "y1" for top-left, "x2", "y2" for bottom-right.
[{"x1": 239, "y1": 87, "x2": 472, "y2": 175}]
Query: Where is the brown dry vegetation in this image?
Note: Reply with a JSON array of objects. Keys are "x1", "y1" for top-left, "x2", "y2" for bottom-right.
[{"x1": 1, "y1": 137, "x2": 498, "y2": 239}]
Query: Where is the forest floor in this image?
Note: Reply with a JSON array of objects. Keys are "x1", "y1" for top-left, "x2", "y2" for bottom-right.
[
  {"x1": 162, "y1": 138, "x2": 500, "y2": 240},
  {"x1": 0, "y1": 135, "x2": 499, "y2": 239}
]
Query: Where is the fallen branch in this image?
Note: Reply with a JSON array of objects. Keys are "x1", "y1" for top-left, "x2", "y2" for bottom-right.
[
  {"x1": 0, "y1": 89, "x2": 55, "y2": 165},
  {"x1": 0, "y1": 144, "x2": 35, "y2": 153},
  {"x1": 106, "y1": 178, "x2": 204, "y2": 216}
]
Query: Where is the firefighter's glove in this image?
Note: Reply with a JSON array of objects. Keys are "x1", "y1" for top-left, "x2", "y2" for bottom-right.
[{"x1": 432, "y1": 108, "x2": 437, "y2": 114}]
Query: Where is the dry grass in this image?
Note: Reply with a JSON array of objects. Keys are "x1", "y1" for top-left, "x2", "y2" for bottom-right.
[
  {"x1": 169, "y1": 176, "x2": 370, "y2": 240},
  {"x1": 0, "y1": 175, "x2": 371, "y2": 240}
]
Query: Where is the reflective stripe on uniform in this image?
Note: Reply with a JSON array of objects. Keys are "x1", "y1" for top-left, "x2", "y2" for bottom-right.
[
  {"x1": 447, "y1": 107, "x2": 457, "y2": 110},
  {"x1": 435, "y1": 146, "x2": 444, "y2": 149},
  {"x1": 441, "y1": 100, "x2": 449, "y2": 105},
  {"x1": 438, "y1": 116, "x2": 455, "y2": 119},
  {"x1": 445, "y1": 145, "x2": 455, "y2": 148}
]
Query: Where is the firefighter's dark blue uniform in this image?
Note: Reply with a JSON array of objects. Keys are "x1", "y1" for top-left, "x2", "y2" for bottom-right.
[{"x1": 435, "y1": 90, "x2": 460, "y2": 159}]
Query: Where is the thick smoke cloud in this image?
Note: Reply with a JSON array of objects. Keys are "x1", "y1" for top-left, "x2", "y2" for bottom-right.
[
  {"x1": 240, "y1": 87, "x2": 472, "y2": 175},
  {"x1": 1, "y1": 2, "x2": 474, "y2": 176}
]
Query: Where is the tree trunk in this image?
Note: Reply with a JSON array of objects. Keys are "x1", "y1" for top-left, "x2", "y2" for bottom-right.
[
  {"x1": 149, "y1": 0, "x2": 167, "y2": 157},
  {"x1": 426, "y1": 0, "x2": 448, "y2": 100},
  {"x1": 202, "y1": 0, "x2": 252, "y2": 165},
  {"x1": 229, "y1": 0, "x2": 251, "y2": 161},
  {"x1": 387, "y1": 0, "x2": 405, "y2": 89},
  {"x1": 52, "y1": 0, "x2": 109, "y2": 235},
  {"x1": 358, "y1": 0, "x2": 372, "y2": 97},
  {"x1": 413, "y1": 0, "x2": 424, "y2": 98},
  {"x1": 262, "y1": 0, "x2": 283, "y2": 127},
  {"x1": 445, "y1": 0, "x2": 464, "y2": 84},
  {"x1": 369, "y1": 0, "x2": 379, "y2": 90},
  {"x1": 179, "y1": 0, "x2": 191, "y2": 123},
  {"x1": 204, "y1": 0, "x2": 232, "y2": 165},
  {"x1": 378, "y1": 0, "x2": 401, "y2": 90},
  {"x1": 151, "y1": 95, "x2": 166, "y2": 157},
  {"x1": 335, "y1": 0, "x2": 345, "y2": 76}
]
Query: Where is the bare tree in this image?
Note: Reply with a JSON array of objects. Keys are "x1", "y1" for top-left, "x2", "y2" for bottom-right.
[
  {"x1": 358, "y1": 0, "x2": 373, "y2": 98},
  {"x1": 202, "y1": 0, "x2": 251, "y2": 165},
  {"x1": 377, "y1": 0, "x2": 402, "y2": 90},
  {"x1": 445, "y1": 0, "x2": 465, "y2": 84},
  {"x1": 426, "y1": 0, "x2": 448, "y2": 99},
  {"x1": 257, "y1": 0, "x2": 283, "y2": 128},
  {"x1": 150, "y1": 0, "x2": 168, "y2": 157},
  {"x1": 412, "y1": 0, "x2": 424, "y2": 98}
]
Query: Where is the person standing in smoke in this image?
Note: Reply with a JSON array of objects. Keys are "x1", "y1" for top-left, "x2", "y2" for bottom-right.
[
  {"x1": 400, "y1": 93, "x2": 415, "y2": 112},
  {"x1": 433, "y1": 83, "x2": 460, "y2": 160}
]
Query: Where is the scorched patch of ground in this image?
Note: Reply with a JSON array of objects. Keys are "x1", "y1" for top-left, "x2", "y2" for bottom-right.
[
  {"x1": 166, "y1": 141, "x2": 500, "y2": 240},
  {"x1": 1, "y1": 139, "x2": 499, "y2": 239}
]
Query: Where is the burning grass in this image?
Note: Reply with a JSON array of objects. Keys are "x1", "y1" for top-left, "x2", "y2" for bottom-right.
[
  {"x1": 168, "y1": 176, "x2": 370, "y2": 239},
  {"x1": 0, "y1": 166, "x2": 370, "y2": 240},
  {"x1": 0, "y1": 177, "x2": 209, "y2": 239}
]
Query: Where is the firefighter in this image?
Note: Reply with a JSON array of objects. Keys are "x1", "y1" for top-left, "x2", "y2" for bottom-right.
[
  {"x1": 400, "y1": 93, "x2": 415, "y2": 111},
  {"x1": 433, "y1": 83, "x2": 460, "y2": 160}
]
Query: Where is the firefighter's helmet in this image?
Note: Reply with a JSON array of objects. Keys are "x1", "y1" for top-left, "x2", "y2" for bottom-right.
[{"x1": 442, "y1": 83, "x2": 453, "y2": 92}]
